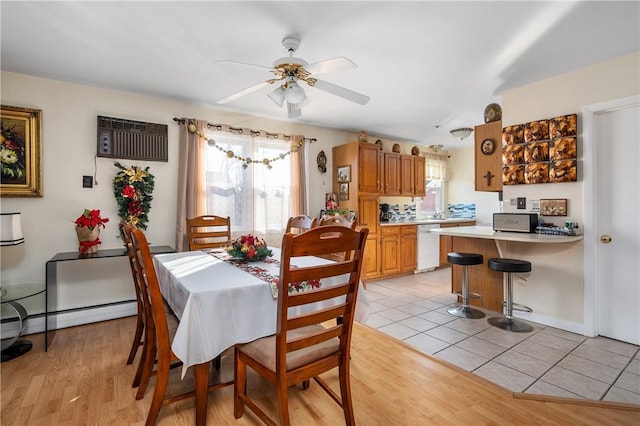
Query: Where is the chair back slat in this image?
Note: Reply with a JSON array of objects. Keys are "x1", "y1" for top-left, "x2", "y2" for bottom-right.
[{"x1": 186, "y1": 215, "x2": 231, "y2": 250}]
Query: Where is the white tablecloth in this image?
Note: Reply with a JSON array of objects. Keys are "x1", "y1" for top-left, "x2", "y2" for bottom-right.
[{"x1": 153, "y1": 248, "x2": 370, "y2": 375}]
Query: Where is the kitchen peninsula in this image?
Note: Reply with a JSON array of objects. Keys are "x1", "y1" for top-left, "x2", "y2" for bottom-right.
[{"x1": 431, "y1": 226, "x2": 584, "y2": 333}]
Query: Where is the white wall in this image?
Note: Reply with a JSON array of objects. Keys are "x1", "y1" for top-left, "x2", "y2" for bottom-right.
[
  {"x1": 498, "y1": 53, "x2": 639, "y2": 329},
  {"x1": 0, "y1": 72, "x2": 355, "y2": 316}
]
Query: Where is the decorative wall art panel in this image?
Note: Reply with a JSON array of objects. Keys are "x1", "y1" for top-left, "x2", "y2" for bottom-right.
[
  {"x1": 502, "y1": 165, "x2": 524, "y2": 185},
  {"x1": 502, "y1": 113, "x2": 578, "y2": 185},
  {"x1": 502, "y1": 125, "x2": 524, "y2": 145}
]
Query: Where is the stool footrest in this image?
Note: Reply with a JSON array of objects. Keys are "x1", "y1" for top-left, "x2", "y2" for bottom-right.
[{"x1": 453, "y1": 291, "x2": 482, "y2": 300}]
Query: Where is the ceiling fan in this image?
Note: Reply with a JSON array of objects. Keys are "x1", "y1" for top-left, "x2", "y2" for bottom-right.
[{"x1": 216, "y1": 37, "x2": 370, "y2": 118}]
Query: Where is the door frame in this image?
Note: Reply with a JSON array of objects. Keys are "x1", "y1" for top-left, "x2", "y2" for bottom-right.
[{"x1": 582, "y1": 94, "x2": 639, "y2": 337}]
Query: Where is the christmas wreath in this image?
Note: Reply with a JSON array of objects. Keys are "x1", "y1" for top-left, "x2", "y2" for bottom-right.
[{"x1": 112, "y1": 162, "x2": 155, "y2": 230}]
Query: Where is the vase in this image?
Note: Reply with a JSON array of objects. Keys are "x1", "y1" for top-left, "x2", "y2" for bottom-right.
[{"x1": 76, "y1": 226, "x2": 101, "y2": 254}]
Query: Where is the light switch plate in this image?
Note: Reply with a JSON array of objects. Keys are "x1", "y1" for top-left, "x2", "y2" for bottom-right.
[{"x1": 517, "y1": 197, "x2": 526, "y2": 209}]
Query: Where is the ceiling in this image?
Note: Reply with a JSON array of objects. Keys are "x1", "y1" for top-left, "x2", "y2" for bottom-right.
[{"x1": 1, "y1": 1, "x2": 638, "y2": 149}]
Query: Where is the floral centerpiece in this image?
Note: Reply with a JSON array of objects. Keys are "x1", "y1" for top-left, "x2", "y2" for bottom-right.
[
  {"x1": 113, "y1": 162, "x2": 155, "y2": 230},
  {"x1": 226, "y1": 234, "x2": 273, "y2": 262},
  {"x1": 74, "y1": 209, "x2": 109, "y2": 254}
]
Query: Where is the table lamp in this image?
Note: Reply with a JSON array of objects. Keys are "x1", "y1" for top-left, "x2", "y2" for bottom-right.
[{"x1": 0, "y1": 212, "x2": 24, "y2": 246}]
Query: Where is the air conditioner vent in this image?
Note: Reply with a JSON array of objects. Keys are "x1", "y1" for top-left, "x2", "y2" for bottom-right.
[{"x1": 97, "y1": 115, "x2": 168, "y2": 162}]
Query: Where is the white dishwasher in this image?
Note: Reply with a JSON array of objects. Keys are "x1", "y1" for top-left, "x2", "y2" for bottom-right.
[{"x1": 416, "y1": 224, "x2": 440, "y2": 272}]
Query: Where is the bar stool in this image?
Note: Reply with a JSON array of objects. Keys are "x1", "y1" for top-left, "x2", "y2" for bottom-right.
[
  {"x1": 447, "y1": 252, "x2": 485, "y2": 319},
  {"x1": 487, "y1": 258, "x2": 533, "y2": 333}
]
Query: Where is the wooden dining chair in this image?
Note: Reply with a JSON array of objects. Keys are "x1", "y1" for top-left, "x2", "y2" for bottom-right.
[
  {"x1": 285, "y1": 215, "x2": 318, "y2": 234},
  {"x1": 317, "y1": 214, "x2": 357, "y2": 262},
  {"x1": 130, "y1": 226, "x2": 233, "y2": 425},
  {"x1": 234, "y1": 225, "x2": 369, "y2": 426},
  {"x1": 120, "y1": 221, "x2": 147, "y2": 388},
  {"x1": 186, "y1": 215, "x2": 231, "y2": 250}
]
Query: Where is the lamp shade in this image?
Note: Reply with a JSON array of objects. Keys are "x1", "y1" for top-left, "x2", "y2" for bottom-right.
[
  {"x1": 284, "y1": 81, "x2": 306, "y2": 104},
  {"x1": 0, "y1": 213, "x2": 24, "y2": 246},
  {"x1": 450, "y1": 127, "x2": 474, "y2": 140},
  {"x1": 267, "y1": 86, "x2": 285, "y2": 107}
]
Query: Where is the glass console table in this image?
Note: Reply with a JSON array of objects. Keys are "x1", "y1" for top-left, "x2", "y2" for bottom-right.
[
  {"x1": 45, "y1": 245, "x2": 175, "y2": 351},
  {"x1": 1, "y1": 284, "x2": 46, "y2": 362}
]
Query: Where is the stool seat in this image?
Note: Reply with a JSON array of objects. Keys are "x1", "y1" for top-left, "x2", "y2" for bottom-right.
[
  {"x1": 446, "y1": 252, "x2": 485, "y2": 319},
  {"x1": 488, "y1": 258, "x2": 531, "y2": 273},
  {"x1": 448, "y1": 252, "x2": 484, "y2": 266}
]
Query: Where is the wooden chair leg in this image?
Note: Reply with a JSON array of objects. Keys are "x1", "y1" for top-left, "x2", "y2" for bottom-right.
[
  {"x1": 234, "y1": 349, "x2": 246, "y2": 419},
  {"x1": 339, "y1": 363, "x2": 355, "y2": 426},
  {"x1": 132, "y1": 338, "x2": 147, "y2": 388},
  {"x1": 276, "y1": 380, "x2": 290, "y2": 426},
  {"x1": 136, "y1": 344, "x2": 156, "y2": 400},
  {"x1": 127, "y1": 315, "x2": 144, "y2": 365},
  {"x1": 145, "y1": 357, "x2": 169, "y2": 426}
]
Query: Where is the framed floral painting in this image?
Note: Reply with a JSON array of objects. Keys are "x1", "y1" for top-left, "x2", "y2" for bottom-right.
[{"x1": 1, "y1": 105, "x2": 43, "y2": 196}]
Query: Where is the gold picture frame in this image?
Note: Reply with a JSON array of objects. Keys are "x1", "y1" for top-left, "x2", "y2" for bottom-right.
[
  {"x1": 1, "y1": 105, "x2": 43, "y2": 197},
  {"x1": 339, "y1": 183, "x2": 349, "y2": 201}
]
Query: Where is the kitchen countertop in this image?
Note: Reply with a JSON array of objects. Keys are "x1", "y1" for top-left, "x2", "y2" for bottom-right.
[
  {"x1": 430, "y1": 225, "x2": 583, "y2": 243},
  {"x1": 379, "y1": 218, "x2": 476, "y2": 227}
]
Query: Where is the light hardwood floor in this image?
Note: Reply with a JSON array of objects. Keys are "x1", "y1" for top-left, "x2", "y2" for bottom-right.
[{"x1": 1, "y1": 317, "x2": 639, "y2": 425}]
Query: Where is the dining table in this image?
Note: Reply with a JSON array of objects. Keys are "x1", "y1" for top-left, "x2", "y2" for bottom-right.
[{"x1": 152, "y1": 246, "x2": 370, "y2": 424}]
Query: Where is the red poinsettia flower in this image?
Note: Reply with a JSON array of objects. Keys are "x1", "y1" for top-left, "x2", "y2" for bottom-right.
[
  {"x1": 122, "y1": 185, "x2": 136, "y2": 198},
  {"x1": 74, "y1": 209, "x2": 109, "y2": 230},
  {"x1": 128, "y1": 200, "x2": 142, "y2": 216}
]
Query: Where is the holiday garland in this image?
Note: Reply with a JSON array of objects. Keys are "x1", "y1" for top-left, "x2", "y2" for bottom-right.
[{"x1": 112, "y1": 162, "x2": 155, "y2": 230}]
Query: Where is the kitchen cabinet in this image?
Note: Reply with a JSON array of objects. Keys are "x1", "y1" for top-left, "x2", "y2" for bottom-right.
[
  {"x1": 358, "y1": 143, "x2": 382, "y2": 193},
  {"x1": 400, "y1": 155, "x2": 414, "y2": 195},
  {"x1": 438, "y1": 221, "x2": 476, "y2": 267},
  {"x1": 380, "y1": 225, "x2": 417, "y2": 276},
  {"x1": 358, "y1": 195, "x2": 380, "y2": 280},
  {"x1": 413, "y1": 156, "x2": 426, "y2": 196},
  {"x1": 474, "y1": 120, "x2": 503, "y2": 192},
  {"x1": 383, "y1": 152, "x2": 401, "y2": 195},
  {"x1": 399, "y1": 225, "x2": 417, "y2": 271}
]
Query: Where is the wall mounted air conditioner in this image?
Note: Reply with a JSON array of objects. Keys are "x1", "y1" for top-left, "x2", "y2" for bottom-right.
[{"x1": 97, "y1": 116, "x2": 168, "y2": 162}]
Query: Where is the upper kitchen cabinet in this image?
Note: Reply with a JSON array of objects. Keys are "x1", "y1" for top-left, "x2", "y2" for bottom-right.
[
  {"x1": 400, "y1": 154, "x2": 415, "y2": 196},
  {"x1": 474, "y1": 120, "x2": 503, "y2": 192},
  {"x1": 358, "y1": 142, "x2": 382, "y2": 193},
  {"x1": 383, "y1": 152, "x2": 401, "y2": 195}
]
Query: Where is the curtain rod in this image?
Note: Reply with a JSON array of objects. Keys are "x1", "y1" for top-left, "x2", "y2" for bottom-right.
[{"x1": 172, "y1": 117, "x2": 317, "y2": 143}]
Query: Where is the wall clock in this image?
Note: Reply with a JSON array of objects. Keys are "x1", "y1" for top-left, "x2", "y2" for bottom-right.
[
  {"x1": 317, "y1": 150, "x2": 327, "y2": 173},
  {"x1": 481, "y1": 138, "x2": 496, "y2": 155}
]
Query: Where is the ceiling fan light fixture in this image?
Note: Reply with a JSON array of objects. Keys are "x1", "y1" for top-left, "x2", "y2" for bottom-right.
[
  {"x1": 287, "y1": 102, "x2": 302, "y2": 119},
  {"x1": 267, "y1": 86, "x2": 286, "y2": 107},
  {"x1": 284, "y1": 81, "x2": 306, "y2": 104},
  {"x1": 450, "y1": 127, "x2": 474, "y2": 140}
]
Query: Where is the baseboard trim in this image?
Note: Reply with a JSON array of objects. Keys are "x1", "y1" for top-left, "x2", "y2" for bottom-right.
[{"x1": 23, "y1": 301, "x2": 136, "y2": 335}]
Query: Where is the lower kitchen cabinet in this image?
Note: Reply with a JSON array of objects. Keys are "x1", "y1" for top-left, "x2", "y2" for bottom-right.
[
  {"x1": 380, "y1": 225, "x2": 417, "y2": 276},
  {"x1": 363, "y1": 235, "x2": 380, "y2": 280}
]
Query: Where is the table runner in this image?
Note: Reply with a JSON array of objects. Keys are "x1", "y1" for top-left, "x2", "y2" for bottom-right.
[{"x1": 205, "y1": 248, "x2": 321, "y2": 298}]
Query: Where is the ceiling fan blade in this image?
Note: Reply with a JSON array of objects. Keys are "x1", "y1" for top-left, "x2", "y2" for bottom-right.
[
  {"x1": 305, "y1": 57, "x2": 356, "y2": 75},
  {"x1": 217, "y1": 81, "x2": 271, "y2": 104},
  {"x1": 311, "y1": 79, "x2": 370, "y2": 105},
  {"x1": 216, "y1": 60, "x2": 272, "y2": 72}
]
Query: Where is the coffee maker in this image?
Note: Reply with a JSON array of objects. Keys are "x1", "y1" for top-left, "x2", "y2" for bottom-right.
[{"x1": 379, "y1": 203, "x2": 391, "y2": 222}]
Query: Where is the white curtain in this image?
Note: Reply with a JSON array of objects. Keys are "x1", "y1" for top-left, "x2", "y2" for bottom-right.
[
  {"x1": 425, "y1": 153, "x2": 448, "y2": 181},
  {"x1": 202, "y1": 128, "x2": 296, "y2": 247}
]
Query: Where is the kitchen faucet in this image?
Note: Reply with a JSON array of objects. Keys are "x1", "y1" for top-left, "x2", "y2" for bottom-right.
[{"x1": 434, "y1": 211, "x2": 447, "y2": 220}]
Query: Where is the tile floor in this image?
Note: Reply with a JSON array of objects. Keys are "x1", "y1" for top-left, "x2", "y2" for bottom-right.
[{"x1": 362, "y1": 267, "x2": 640, "y2": 406}]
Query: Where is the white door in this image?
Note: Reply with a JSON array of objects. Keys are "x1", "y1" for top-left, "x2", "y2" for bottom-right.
[{"x1": 595, "y1": 103, "x2": 639, "y2": 344}]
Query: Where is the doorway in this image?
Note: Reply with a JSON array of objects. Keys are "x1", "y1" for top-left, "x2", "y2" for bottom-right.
[{"x1": 583, "y1": 95, "x2": 639, "y2": 345}]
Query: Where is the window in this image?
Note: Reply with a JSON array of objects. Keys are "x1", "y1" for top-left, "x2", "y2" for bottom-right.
[
  {"x1": 416, "y1": 153, "x2": 448, "y2": 217},
  {"x1": 204, "y1": 131, "x2": 292, "y2": 246}
]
